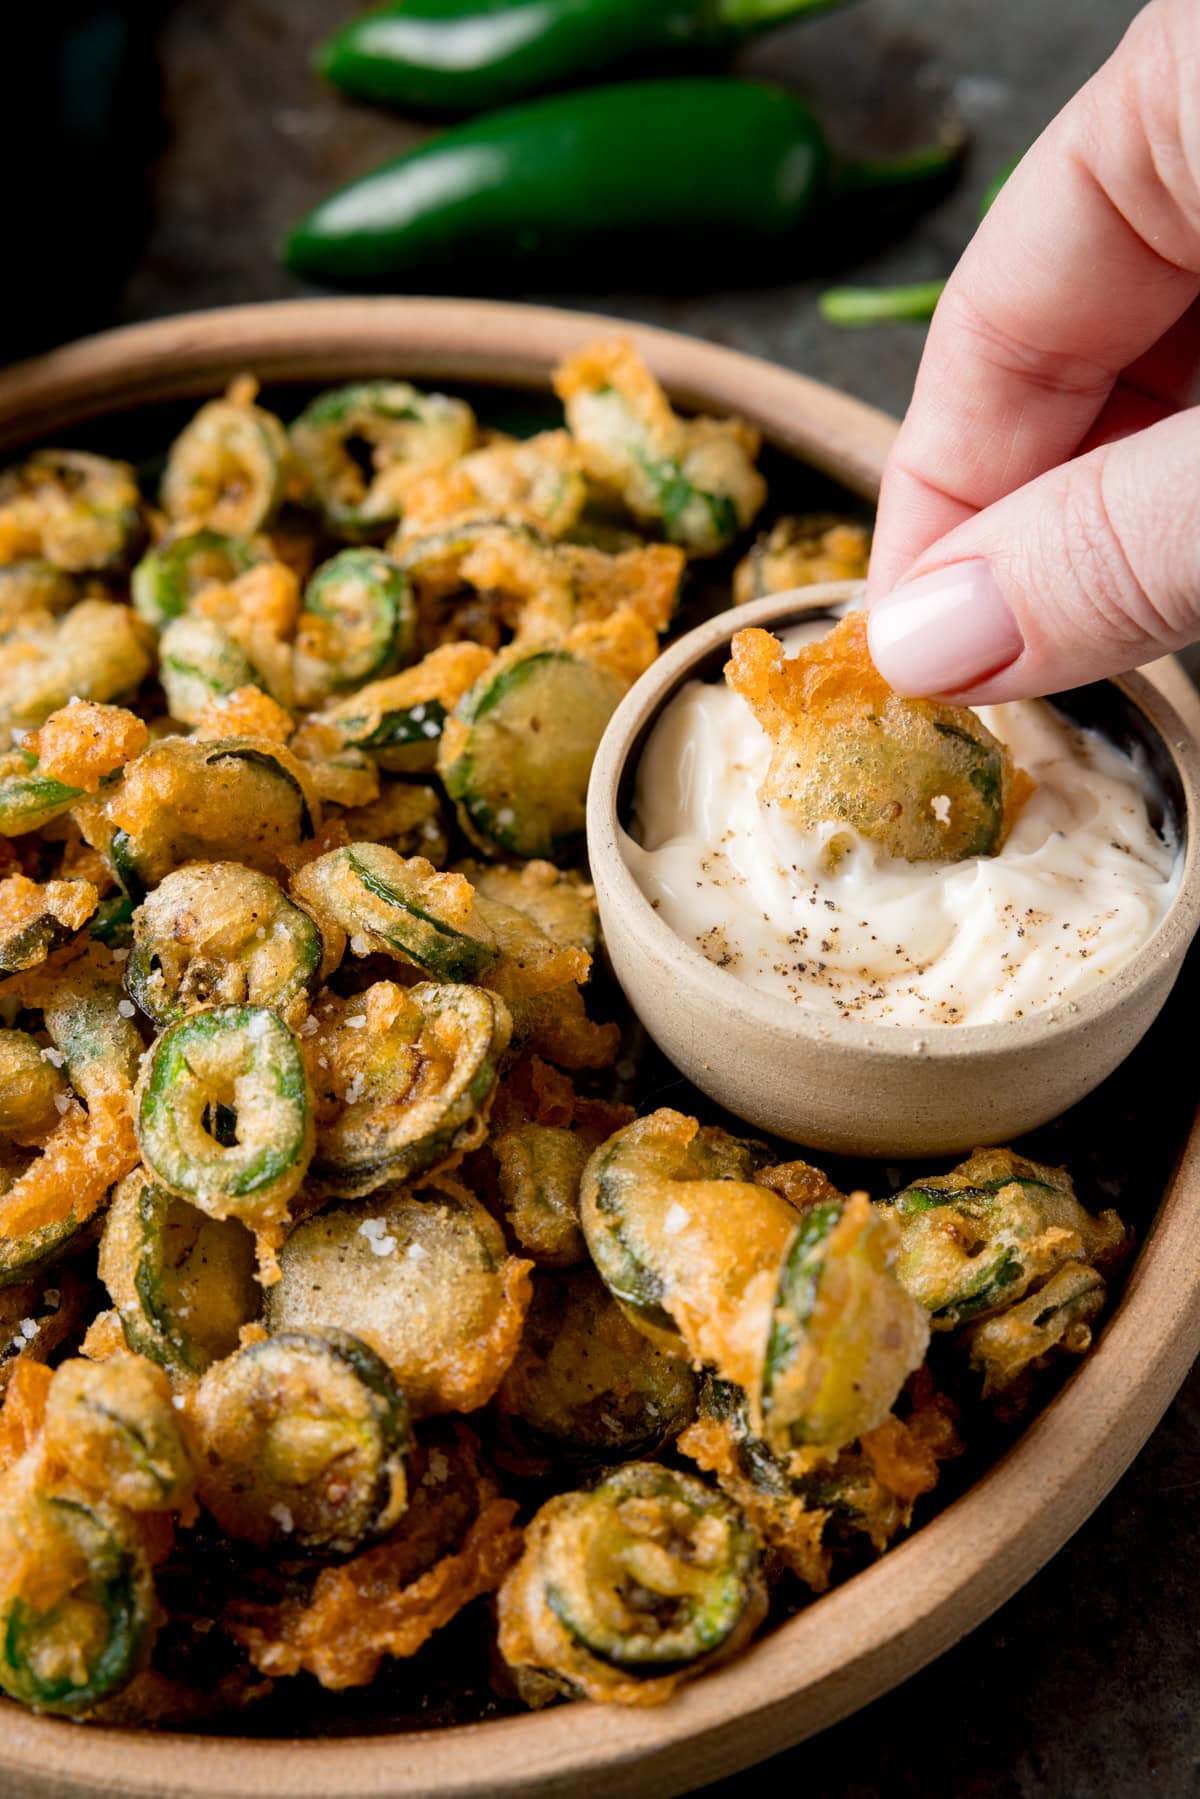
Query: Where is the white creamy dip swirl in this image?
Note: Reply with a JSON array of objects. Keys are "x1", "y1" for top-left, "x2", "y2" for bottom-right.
[{"x1": 626, "y1": 622, "x2": 1182, "y2": 1027}]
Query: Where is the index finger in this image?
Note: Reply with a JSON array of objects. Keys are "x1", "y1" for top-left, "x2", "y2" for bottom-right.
[{"x1": 867, "y1": 0, "x2": 1200, "y2": 596}]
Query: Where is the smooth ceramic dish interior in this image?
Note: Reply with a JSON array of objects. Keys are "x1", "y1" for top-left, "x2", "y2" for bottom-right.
[
  {"x1": 1, "y1": 299, "x2": 1199, "y2": 1799},
  {"x1": 588, "y1": 581, "x2": 1200, "y2": 1158}
]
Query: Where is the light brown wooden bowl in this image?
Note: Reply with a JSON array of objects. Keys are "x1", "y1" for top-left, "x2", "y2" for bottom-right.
[
  {"x1": 588, "y1": 580, "x2": 1200, "y2": 1157},
  {"x1": 1, "y1": 299, "x2": 1199, "y2": 1799}
]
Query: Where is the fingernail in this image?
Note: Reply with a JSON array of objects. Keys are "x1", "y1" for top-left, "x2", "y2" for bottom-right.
[{"x1": 867, "y1": 560, "x2": 1024, "y2": 695}]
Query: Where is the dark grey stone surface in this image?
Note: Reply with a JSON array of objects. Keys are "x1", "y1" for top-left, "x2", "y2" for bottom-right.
[
  {"x1": 117, "y1": 0, "x2": 1142, "y2": 421},
  {"x1": 116, "y1": 4, "x2": 1197, "y2": 1794}
]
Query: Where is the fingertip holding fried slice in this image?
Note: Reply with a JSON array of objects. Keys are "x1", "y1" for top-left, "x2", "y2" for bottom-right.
[{"x1": 726, "y1": 613, "x2": 1033, "y2": 864}]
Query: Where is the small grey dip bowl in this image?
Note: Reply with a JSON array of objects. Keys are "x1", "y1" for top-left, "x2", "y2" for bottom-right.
[{"x1": 586, "y1": 581, "x2": 1200, "y2": 1158}]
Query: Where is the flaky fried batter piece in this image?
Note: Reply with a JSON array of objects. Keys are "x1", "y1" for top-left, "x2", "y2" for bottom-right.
[
  {"x1": 0, "y1": 1089, "x2": 136, "y2": 1242},
  {"x1": 678, "y1": 1368, "x2": 961, "y2": 1592},
  {"x1": 727, "y1": 613, "x2": 1031, "y2": 864},
  {"x1": 0, "y1": 1361, "x2": 52, "y2": 1473},
  {"x1": 193, "y1": 684, "x2": 294, "y2": 743},
  {"x1": 558, "y1": 542, "x2": 683, "y2": 633},
  {"x1": 27, "y1": 700, "x2": 148, "y2": 792}
]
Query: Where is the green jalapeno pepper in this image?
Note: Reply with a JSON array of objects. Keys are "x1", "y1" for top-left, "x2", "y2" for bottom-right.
[
  {"x1": 286, "y1": 78, "x2": 958, "y2": 290},
  {"x1": 317, "y1": 0, "x2": 848, "y2": 116}
]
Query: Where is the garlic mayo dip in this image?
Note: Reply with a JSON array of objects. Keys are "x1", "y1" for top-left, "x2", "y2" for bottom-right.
[{"x1": 625, "y1": 622, "x2": 1182, "y2": 1027}]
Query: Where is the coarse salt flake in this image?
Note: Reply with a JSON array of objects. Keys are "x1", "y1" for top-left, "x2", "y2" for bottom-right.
[{"x1": 359, "y1": 1217, "x2": 397, "y2": 1256}]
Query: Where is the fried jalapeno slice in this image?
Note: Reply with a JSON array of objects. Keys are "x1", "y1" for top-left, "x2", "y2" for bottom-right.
[
  {"x1": 43, "y1": 1356, "x2": 195, "y2": 1513},
  {"x1": 963, "y1": 1263, "x2": 1108, "y2": 1397},
  {"x1": 0, "y1": 600, "x2": 155, "y2": 733},
  {"x1": 292, "y1": 844, "x2": 496, "y2": 983},
  {"x1": 127, "y1": 862, "x2": 324, "y2": 1026},
  {"x1": 0, "y1": 1029, "x2": 70, "y2": 1144},
  {"x1": 726, "y1": 614, "x2": 1028, "y2": 864},
  {"x1": 290, "y1": 381, "x2": 476, "y2": 538},
  {"x1": 554, "y1": 341, "x2": 765, "y2": 558},
  {"x1": 732, "y1": 513, "x2": 870, "y2": 605},
  {"x1": 439, "y1": 648, "x2": 625, "y2": 861},
  {"x1": 494, "y1": 1269, "x2": 697, "y2": 1474},
  {"x1": 135, "y1": 1004, "x2": 314, "y2": 1232},
  {"x1": 310, "y1": 640, "x2": 494, "y2": 774},
  {"x1": 132, "y1": 529, "x2": 261, "y2": 629},
  {"x1": 0, "y1": 875, "x2": 98, "y2": 975},
  {"x1": 762, "y1": 1190, "x2": 931, "y2": 1452},
  {"x1": 267, "y1": 1183, "x2": 531, "y2": 1415},
  {"x1": 401, "y1": 429, "x2": 586, "y2": 539},
  {"x1": 299, "y1": 982, "x2": 510, "y2": 1198},
  {"x1": 294, "y1": 548, "x2": 418, "y2": 703},
  {"x1": 454, "y1": 858, "x2": 598, "y2": 956},
  {"x1": 158, "y1": 615, "x2": 259, "y2": 725},
  {"x1": 98, "y1": 735, "x2": 320, "y2": 897},
  {"x1": 161, "y1": 384, "x2": 290, "y2": 537},
  {"x1": 582, "y1": 1110, "x2": 928, "y2": 1454},
  {"x1": 225, "y1": 1420, "x2": 520, "y2": 1690},
  {"x1": 99, "y1": 1173, "x2": 259, "y2": 1379},
  {"x1": 0, "y1": 450, "x2": 143, "y2": 574},
  {"x1": 887, "y1": 1148, "x2": 1125, "y2": 1331},
  {"x1": 188, "y1": 1330, "x2": 409, "y2": 1554},
  {"x1": 0, "y1": 1467, "x2": 157, "y2": 1715},
  {"x1": 497, "y1": 1463, "x2": 766, "y2": 1706}
]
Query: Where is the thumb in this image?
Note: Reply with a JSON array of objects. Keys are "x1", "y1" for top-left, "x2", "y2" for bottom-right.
[{"x1": 866, "y1": 407, "x2": 1200, "y2": 703}]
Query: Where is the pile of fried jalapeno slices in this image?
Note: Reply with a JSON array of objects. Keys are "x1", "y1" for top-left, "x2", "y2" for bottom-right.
[{"x1": 0, "y1": 341, "x2": 1126, "y2": 1724}]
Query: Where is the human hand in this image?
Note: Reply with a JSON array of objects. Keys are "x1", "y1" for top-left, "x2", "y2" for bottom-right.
[{"x1": 865, "y1": 0, "x2": 1200, "y2": 703}]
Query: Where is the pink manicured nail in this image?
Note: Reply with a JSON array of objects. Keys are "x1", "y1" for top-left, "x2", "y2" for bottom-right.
[{"x1": 866, "y1": 560, "x2": 1024, "y2": 696}]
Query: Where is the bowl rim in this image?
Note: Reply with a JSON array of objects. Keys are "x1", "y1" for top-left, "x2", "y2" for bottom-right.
[
  {"x1": 588, "y1": 581, "x2": 1200, "y2": 1061},
  {"x1": 0, "y1": 297, "x2": 1198, "y2": 1799}
]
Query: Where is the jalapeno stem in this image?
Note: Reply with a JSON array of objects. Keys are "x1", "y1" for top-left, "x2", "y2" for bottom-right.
[
  {"x1": 833, "y1": 135, "x2": 965, "y2": 195},
  {"x1": 712, "y1": 0, "x2": 851, "y2": 22},
  {"x1": 819, "y1": 280, "x2": 945, "y2": 325}
]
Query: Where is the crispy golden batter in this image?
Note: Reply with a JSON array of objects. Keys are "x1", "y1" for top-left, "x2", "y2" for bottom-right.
[
  {"x1": 28, "y1": 700, "x2": 148, "y2": 792},
  {"x1": 193, "y1": 685, "x2": 294, "y2": 743},
  {"x1": 733, "y1": 514, "x2": 870, "y2": 605},
  {"x1": 0, "y1": 1362, "x2": 52, "y2": 1473}
]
